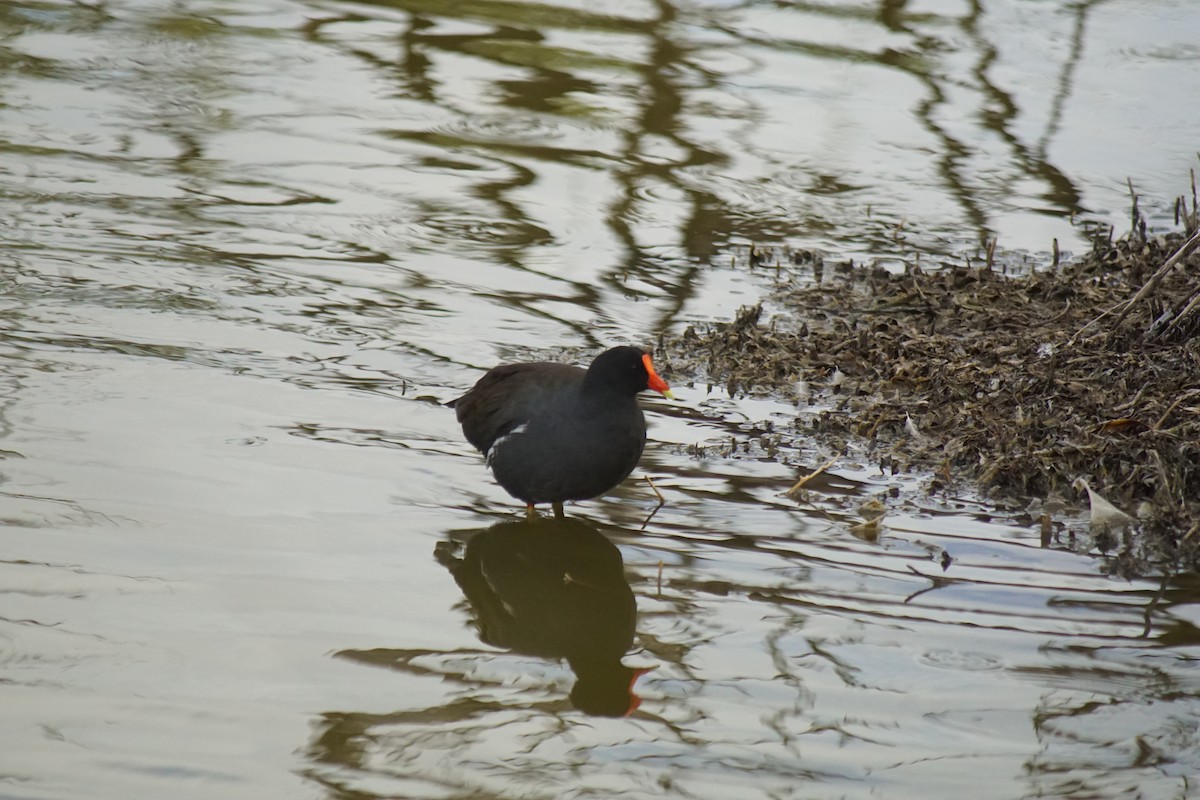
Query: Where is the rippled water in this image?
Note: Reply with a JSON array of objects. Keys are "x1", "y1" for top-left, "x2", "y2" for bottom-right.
[{"x1": 2, "y1": 0, "x2": 1199, "y2": 798}]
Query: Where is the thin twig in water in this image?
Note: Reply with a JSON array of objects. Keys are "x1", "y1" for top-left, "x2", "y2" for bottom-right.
[
  {"x1": 638, "y1": 476, "x2": 666, "y2": 530},
  {"x1": 644, "y1": 475, "x2": 665, "y2": 507},
  {"x1": 1140, "y1": 570, "x2": 1171, "y2": 639},
  {"x1": 785, "y1": 456, "x2": 839, "y2": 498}
]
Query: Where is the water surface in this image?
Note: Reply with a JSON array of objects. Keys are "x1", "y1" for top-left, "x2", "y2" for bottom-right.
[{"x1": 2, "y1": 0, "x2": 1199, "y2": 798}]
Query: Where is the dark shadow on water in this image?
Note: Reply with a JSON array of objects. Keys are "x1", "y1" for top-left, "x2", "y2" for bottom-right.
[
  {"x1": 330, "y1": 518, "x2": 647, "y2": 719},
  {"x1": 307, "y1": 520, "x2": 652, "y2": 793},
  {"x1": 434, "y1": 517, "x2": 648, "y2": 717}
]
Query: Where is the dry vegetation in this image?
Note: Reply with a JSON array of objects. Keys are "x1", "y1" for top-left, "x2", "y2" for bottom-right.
[{"x1": 663, "y1": 188, "x2": 1200, "y2": 576}]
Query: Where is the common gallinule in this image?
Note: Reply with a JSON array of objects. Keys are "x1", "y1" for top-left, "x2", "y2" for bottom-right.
[{"x1": 451, "y1": 346, "x2": 673, "y2": 518}]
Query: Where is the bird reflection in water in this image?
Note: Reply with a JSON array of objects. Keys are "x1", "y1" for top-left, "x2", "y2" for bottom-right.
[{"x1": 435, "y1": 517, "x2": 650, "y2": 717}]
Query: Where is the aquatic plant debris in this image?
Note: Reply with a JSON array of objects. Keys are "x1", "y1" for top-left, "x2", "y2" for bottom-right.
[{"x1": 662, "y1": 207, "x2": 1200, "y2": 577}]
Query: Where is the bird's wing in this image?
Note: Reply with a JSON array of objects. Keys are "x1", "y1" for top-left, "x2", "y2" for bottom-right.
[{"x1": 452, "y1": 362, "x2": 581, "y2": 454}]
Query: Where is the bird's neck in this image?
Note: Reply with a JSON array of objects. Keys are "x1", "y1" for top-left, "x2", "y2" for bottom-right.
[{"x1": 579, "y1": 377, "x2": 632, "y2": 411}]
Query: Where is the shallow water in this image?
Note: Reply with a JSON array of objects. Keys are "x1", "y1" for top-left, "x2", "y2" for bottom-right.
[{"x1": 2, "y1": 0, "x2": 1199, "y2": 798}]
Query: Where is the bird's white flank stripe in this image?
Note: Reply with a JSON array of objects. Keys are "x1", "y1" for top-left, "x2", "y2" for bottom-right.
[{"x1": 486, "y1": 423, "x2": 528, "y2": 468}]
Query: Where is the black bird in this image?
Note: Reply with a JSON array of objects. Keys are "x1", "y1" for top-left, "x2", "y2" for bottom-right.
[{"x1": 450, "y1": 346, "x2": 673, "y2": 518}]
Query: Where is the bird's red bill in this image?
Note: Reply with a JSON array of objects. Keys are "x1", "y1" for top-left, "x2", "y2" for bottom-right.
[
  {"x1": 642, "y1": 354, "x2": 674, "y2": 399},
  {"x1": 625, "y1": 666, "x2": 656, "y2": 716}
]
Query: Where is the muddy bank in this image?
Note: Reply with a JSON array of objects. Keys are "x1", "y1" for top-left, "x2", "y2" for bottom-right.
[{"x1": 662, "y1": 208, "x2": 1200, "y2": 576}]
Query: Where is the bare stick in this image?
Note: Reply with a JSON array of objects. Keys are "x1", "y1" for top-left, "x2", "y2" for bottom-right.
[
  {"x1": 785, "y1": 456, "x2": 839, "y2": 498},
  {"x1": 638, "y1": 476, "x2": 666, "y2": 531},
  {"x1": 1076, "y1": 227, "x2": 1200, "y2": 340},
  {"x1": 644, "y1": 475, "x2": 665, "y2": 507},
  {"x1": 1162, "y1": 286, "x2": 1200, "y2": 338},
  {"x1": 1151, "y1": 390, "x2": 1199, "y2": 431}
]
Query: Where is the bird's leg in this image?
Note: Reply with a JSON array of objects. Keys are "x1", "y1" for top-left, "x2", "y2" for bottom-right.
[
  {"x1": 525, "y1": 504, "x2": 537, "y2": 522},
  {"x1": 552, "y1": 501, "x2": 565, "y2": 519}
]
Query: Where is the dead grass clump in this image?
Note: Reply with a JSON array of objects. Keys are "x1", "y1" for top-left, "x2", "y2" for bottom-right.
[{"x1": 663, "y1": 214, "x2": 1200, "y2": 576}]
